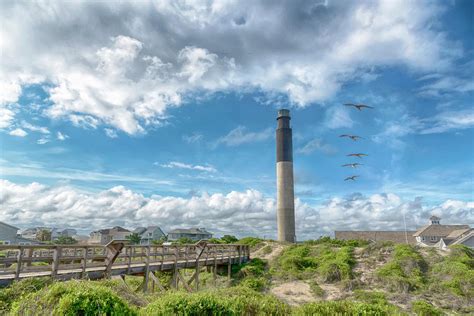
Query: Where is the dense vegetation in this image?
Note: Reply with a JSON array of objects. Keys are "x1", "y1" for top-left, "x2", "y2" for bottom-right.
[{"x1": 1, "y1": 239, "x2": 472, "y2": 315}]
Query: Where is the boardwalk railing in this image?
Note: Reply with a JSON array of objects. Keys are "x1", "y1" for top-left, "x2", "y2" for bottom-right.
[{"x1": 0, "y1": 241, "x2": 250, "y2": 291}]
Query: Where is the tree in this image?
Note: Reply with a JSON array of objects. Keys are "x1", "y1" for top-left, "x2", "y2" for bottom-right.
[
  {"x1": 176, "y1": 237, "x2": 193, "y2": 244},
  {"x1": 126, "y1": 233, "x2": 141, "y2": 244},
  {"x1": 36, "y1": 229, "x2": 52, "y2": 242},
  {"x1": 54, "y1": 236, "x2": 78, "y2": 244},
  {"x1": 221, "y1": 235, "x2": 238, "y2": 244}
]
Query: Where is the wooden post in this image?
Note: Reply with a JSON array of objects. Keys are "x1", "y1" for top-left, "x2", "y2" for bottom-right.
[
  {"x1": 51, "y1": 246, "x2": 61, "y2": 279},
  {"x1": 174, "y1": 246, "x2": 179, "y2": 289},
  {"x1": 227, "y1": 253, "x2": 231, "y2": 284},
  {"x1": 15, "y1": 247, "x2": 23, "y2": 281},
  {"x1": 143, "y1": 246, "x2": 150, "y2": 293},
  {"x1": 25, "y1": 247, "x2": 32, "y2": 267},
  {"x1": 149, "y1": 271, "x2": 166, "y2": 292},
  {"x1": 82, "y1": 247, "x2": 88, "y2": 278},
  {"x1": 238, "y1": 245, "x2": 242, "y2": 265},
  {"x1": 104, "y1": 241, "x2": 125, "y2": 278},
  {"x1": 127, "y1": 247, "x2": 132, "y2": 274},
  {"x1": 213, "y1": 246, "x2": 217, "y2": 285}
]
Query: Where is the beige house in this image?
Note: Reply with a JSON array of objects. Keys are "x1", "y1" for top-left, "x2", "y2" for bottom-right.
[
  {"x1": 89, "y1": 226, "x2": 131, "y2": 245},
  {"x1": 414, "y1": 216, "x2": 472, "y2": 249}
]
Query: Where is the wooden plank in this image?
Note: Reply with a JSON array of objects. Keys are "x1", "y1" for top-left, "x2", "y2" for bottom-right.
[
  {"x1": 82, "y1": 247, "x2": 88, "y2": 278},
  {"x1": 176, "y1": 270, "x2": 193, "y2": 292},
  {"x1": 15, "y1": 248, "x2": 23, "y2": 281},
  {"x1": 51, "y1": 247, "x2": 61, "y2": 279},
  {"x1": 148, "y1": 271, "x2": 165, "y2": 292}
]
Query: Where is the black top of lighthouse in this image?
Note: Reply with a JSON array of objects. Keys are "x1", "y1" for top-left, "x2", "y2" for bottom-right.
[{"x1": 276, "y1": 109, "x2": 293, "y2": 162}]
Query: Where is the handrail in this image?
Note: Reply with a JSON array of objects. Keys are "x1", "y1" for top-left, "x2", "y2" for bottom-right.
[{"x1": 0, "y1": 242, "x2": 250, "y2": 283}]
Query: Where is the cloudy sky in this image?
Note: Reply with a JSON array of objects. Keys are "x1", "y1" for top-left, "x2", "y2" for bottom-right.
[{"x1": 1, "y1": 0, "x2": 473, "y2": 239}]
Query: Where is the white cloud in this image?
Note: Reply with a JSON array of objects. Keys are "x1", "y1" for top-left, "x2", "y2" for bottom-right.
[
  {"x1": 21, "y1": 121, "x2": 50, "y2": 134},
  {"x1": 183, "y1": 132, "x2": 203, "y2": 144},
  {"x1": 214, "y1": 126, "x2": 272, "y2": 147},
  {"x1": 158, "y1": 161, "x2": 217, "y2": 173},
  {"x1": 297, "y1": 138, "x2": 337, "y2": 155},
  {"x1": 0, "y1": 1, "x2": 463, "y2": 133},
  {"x1": 0, "y1": 107, "x2": 16, "y2": 129},
  {"x1": 1, "y1": 180, "x2": 472, "y2": 238},
  {"x1": 37, "y1": 137, "x2": 50, "y2": 145},
  {"x1": 373, "y1": 109, "x2": 474, "y2": 148},
  {"x1": 325, "y1": 106, "x2": 354, "y2": 129},
  {"x1": 8, "y1": 128, "x2": 28, "y2": 137},
  {"x1": 56, "y1": 131, "x2": 69, "y2": 141},
  {"x1": 104, "y1": 128, "x2": 118, "y2": 138}
]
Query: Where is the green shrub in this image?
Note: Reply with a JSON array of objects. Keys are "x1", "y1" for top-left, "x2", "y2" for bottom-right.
[
  {"x1": 141, "y1": 287, "x2": 290, "y2": 316},
  {"x1": 308, "y1": 280, "x2": 325, "y2": 297},
  {"x1": 10, "y1": 280, "x2": 136, "y2": 315},
  {"x1": 238, "y1": 258, "x2": 267, "y2": 278},
  {"x1": 0, "y1": 278, "x2": 52, "y2": 313},
  {"x1": 276, "y1": 244, "x2": 355, "y2": 282},
  {"x1": 304, "y1": 237, "x2": 369, "y2": 247},
  {"x1": 238, "y1": 237, "x2": 264, "y2": 248},
  {"x1": 353, "y1": 290, "x2": 388, "y2": 305},
  {"x1": 430, "y1": 245, "x2": 474, "y2": 297},
  {"x1": 240, "y1": 277, "x2": 268, "y2": 291},
  {"x1": 376, "y1": 244, "x2": 426, "y2": 292},
  {"x1": 294, "y1": 300, "x2": 402, "y2": 315},
  {"x1": 261, "y1": 245, "x2": 272, "y2": 255},
  {"x1": 411, "y1": 300, "x2": 443, "y2": 316}
]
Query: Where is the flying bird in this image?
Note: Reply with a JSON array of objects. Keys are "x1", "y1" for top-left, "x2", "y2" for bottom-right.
[
  {"x1": 344, "y1": 103, "x2": 374, "y2": 111},
  {"x1": 339, "y1": 134, "x2": 364, "y2": 141},
  {"x1": 342, "y1": 163, "x2": 363, "y2": 168},
  {"x1": 347, "y1": 153, "x2": 368, "y2": 158},
  {"x1": 344, "y1": 175, "x2": 359, "y2": 181}
]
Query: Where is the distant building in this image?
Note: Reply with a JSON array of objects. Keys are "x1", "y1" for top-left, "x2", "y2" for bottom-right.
[
  {"x1": 335, "y1": 230, "x2": 417, "y2": 244},
  {"x1": 51, "y1": 228, "x2": 77, "y2": 240},
  {"x1": 335, "y1": 215, "x2": 472, "y2": 249},
  {"x1": 21, "y1": 227, "x2": 52, "y2": 241},
  {"x1": 89, "y1": 226, "x2": 131, "y2": 245},
  {"x1": 133, "y1": 226, "x2": 166, "y2": 245},
  {"x1": 0, "y1": 222, "x2": 39, "y2": 245},
  {"x1": 414, "y1": 216, "x2": 472, "y2": 249},
  {"x1": 167, "y1": 228, "x2": 212, "y2": 241}
]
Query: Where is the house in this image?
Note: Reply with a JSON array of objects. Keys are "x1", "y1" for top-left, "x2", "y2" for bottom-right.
[
  {"x1": 167, "y1": 228, "x2": 212, "y2": 241},
  {"x1": 133, "y1": 226, "x2": 166, "y2": 245},
  {"x1": 0, "y1": 222, "x2": 39, "y2": 245},
  {"x1": 414, "y1": 216, "x2": 471, "y2": 248},
  {"x1": 89, "y1": 226, "x2": 131, "y2": 245},
  {"x1": 20, "y1": 227, "x2": 52, "y2": 241},
  {"x1": 51, "y1": 228, "x2": 77, "y2": 240}
]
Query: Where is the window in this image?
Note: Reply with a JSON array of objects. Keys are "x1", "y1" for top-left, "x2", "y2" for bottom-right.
[{"x1": 430, "y1": 236, "x2": 437, "y2": 241}]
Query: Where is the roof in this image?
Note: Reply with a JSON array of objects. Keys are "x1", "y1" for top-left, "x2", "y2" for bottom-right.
[
  {"x1": 133, "y1": 227, "x2": 147, "y2": 234},
  {"x1": 429, "y1": 215, "x2": 441, "y2": 221},
  {"x1": 93, "y1": 226, "x2": 131, "y2": 235},
  {"x1": 168, "y1": 228, "x2": 212, "y2": 235},
  {"x1": 134, "y1": 226, "x2": 164, "y2": 237},
  {"x1": 335, "y1": 231, "x2": 417, "y2": 244},
  {"x1": 413, "y1": 225, "x2": 470, "y2": 237},
  {"x1": 451, "y1": 231, "x2": 474, "y2": 246},
  {"x1": 446, "y1": 228, "x2": 472, "y2": 239},
  {"x1": 0, "y1": 221, "x2": 19, "y2": 231}
]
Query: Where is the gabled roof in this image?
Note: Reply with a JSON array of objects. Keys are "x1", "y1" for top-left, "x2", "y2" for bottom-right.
[
  {"x1": 413, "y1": 224, "x2": 470, "y2": 237},
  {"x1": 168, "y1": 228, "x2": 212, "y2": 235},
  {"x1": 133, "y1": 227, "x2": 147, "y2": 234},
  {"x1": 446, "y1": 228, "x2": 472, "y2": 239},
  {"x1": 0, "y1": 221, "x2": 19, "y2": 231},
  {"x1": 450, "y1": 231, "x2": 474, "y2": 246}
]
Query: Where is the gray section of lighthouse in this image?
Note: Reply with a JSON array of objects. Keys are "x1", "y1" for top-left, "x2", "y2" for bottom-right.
[{"x1": 276, "y1": 109, "x2": 296, "y2": 243}]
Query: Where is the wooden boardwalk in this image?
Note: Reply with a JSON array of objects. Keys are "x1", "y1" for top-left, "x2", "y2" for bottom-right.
[{"x1": 0, "y1": 241, "x2": 250, "y2": 291}]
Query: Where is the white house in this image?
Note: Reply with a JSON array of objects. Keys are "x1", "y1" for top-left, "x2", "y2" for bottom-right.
[
  {"x1": 133, "y1": 226, "x2": 166, "y2": 245},
  {"x1": 413, "y1": 216, "x2": 472, "y2": 249},
  {"x1": 167, "y1": 228, "x2": 213, "y2": 241},
  {"x1": 89, "y1": 226, "x2": 131, "y2": 245}
]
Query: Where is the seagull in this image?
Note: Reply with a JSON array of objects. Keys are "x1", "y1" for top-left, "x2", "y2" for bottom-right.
[
  {"x1": 344, "y1": 103, "x2": 374, "y2": 111},
  {"x1": 344, "y1": 175, "x2": 359, "y2": 181},
  {"x1": 339, "y1": 134, "x2": 364, "y2": 141},
  {"x1": 342, "y1": 163, "x2": 363, "y2": 168},
  {"x1": 347, "y1": 153, "x2": 368, "y2": 158}
]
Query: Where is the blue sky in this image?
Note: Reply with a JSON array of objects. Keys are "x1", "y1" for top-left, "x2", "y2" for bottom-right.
[{"x1": 0, "y1": 0, "x2": 473, "y2": 238}]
